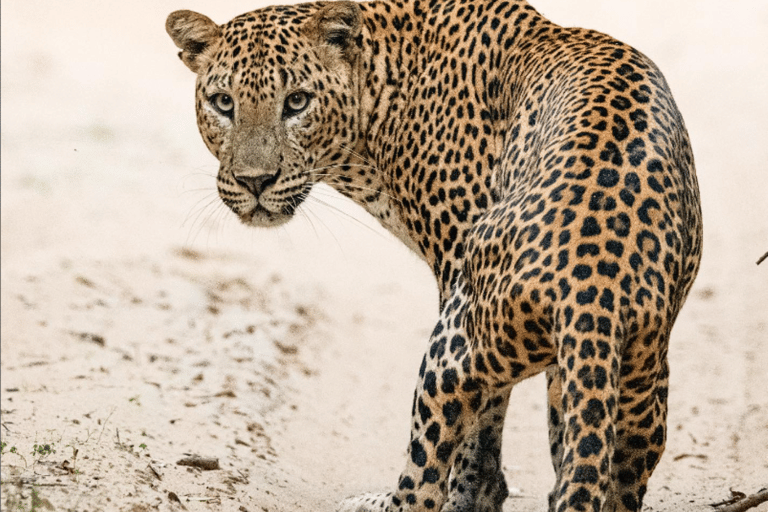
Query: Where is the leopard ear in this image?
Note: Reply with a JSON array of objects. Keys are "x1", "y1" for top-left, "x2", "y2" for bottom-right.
[
  {"x1": 166, "y1": 10, "x2": 221, "y2": 73},
  {"x1": 305, "y1": 1, "x2": 362, "y2": 59}
]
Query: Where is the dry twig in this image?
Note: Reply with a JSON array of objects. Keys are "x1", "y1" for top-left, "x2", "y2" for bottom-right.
[
  {"x1": 711, "y1": 488, "x2": 768, "y2": 512},
  {"x1": 757, "y1": 251, "x2": 768, "y2": 266},
  {"x1": 0, "y1": 478, "x2": 66, "y2": 487},
  {"x1": 176, "y1": 454, "x2": 220, "y2": 471},
  {"x1": 147, "y1": 463, "x2": 163, "y2": 481},
  {"x1": 168, "y1": 491, "x2": 187, "y2": 510}
]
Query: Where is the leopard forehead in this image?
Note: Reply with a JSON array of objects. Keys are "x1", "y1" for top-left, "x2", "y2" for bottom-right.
[{"x1": 200, "y1": 6, "x2": 321, "y2": 102}]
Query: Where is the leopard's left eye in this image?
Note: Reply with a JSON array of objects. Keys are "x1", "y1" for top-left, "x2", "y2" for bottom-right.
[{"x1": 283, "y1": 91, "x2": 312, "y2": 117}]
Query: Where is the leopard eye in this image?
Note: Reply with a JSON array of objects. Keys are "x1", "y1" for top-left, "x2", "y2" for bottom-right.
[
  {"x1": 210, "y1": 93, "x2": 235, "y2": 118},
  {"x1": 283, "y1": 91, "x2": 311, "y2": 117}
]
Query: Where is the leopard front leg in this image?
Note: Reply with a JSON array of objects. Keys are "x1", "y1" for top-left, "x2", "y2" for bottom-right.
[
  {"x1": 443, "y1": 389, "x2": 511, "y2": 512},
  {"x1": 339, "y1": 289, "x2": 492, "y2": 512}
]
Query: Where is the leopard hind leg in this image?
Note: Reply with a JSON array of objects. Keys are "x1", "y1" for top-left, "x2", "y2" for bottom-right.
[
  {"x1": 603, "y1": 332, "x2": 671, "y2": 512},
  {"x1": 546, "y1": 365, "x2": 566, "y2": 511},
  {"x1": 550, "y1": 306, "x2": 624, "y2": 512}
]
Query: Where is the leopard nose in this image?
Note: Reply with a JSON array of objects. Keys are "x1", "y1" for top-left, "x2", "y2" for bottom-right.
[{"x1": 235, "y1": 173, "x2": 278, "y2": 198}]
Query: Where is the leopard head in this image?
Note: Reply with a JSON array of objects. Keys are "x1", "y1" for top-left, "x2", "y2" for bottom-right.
[{"x1": 167, "y1": 2, "x2": 363, "y2": 227}]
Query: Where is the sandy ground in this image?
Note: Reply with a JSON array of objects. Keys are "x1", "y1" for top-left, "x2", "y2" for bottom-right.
[{"x1": 1, "y1": 1, "x2": 767, "y2": 511}]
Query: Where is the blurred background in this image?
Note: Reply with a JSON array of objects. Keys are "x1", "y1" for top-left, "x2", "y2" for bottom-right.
[{"x1": 2, "y1": 1, "x2": 767, "y2": 510}]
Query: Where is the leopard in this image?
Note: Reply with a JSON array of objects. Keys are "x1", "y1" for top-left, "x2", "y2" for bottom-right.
[{"x1": 166, "y1": 0, "x2": 703, "y2": 510}]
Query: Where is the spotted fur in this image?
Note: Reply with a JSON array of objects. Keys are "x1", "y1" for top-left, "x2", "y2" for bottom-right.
[{"x1": 167, "y1": 1, "x2": 702, "y2": 510}]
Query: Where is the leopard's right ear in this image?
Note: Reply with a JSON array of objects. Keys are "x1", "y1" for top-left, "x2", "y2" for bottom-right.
[{"x1": 166, "y1": 10, "x2": 221, "y2": 73}]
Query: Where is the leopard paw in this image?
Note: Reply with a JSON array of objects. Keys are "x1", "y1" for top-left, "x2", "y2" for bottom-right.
[{"x1": 337, "y1": 492, "x2": 393, "y2": 512}]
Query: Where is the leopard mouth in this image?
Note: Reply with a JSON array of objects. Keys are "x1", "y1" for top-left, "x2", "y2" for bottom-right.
[{"x1": 239, "y1": 184, "x2": 312, "y2": 228}]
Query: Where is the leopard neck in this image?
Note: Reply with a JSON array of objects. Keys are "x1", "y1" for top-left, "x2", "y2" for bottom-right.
[
  {"x1": 354, "y1": 0, "x2": 548, "y2": 169},
  {"x1": 343, "y1": 0, "x2": 556, "y2": 261},
  {"x1": 355, "y1": 1, "x2": 420, "y2": 156}
]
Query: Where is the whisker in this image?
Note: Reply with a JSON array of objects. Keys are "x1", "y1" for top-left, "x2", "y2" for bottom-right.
[
  {"x1": 184, "y1": 196, "x2": 221, "y2": 248},
  {"x1": 338, "y1": 144, "x2": 377, "y2": 168},
  {"x1": 304, "y1": 201, "x2": 345, "y2": 252},
  {"x1": 178, "y1": 187, "x2": 218, "y2": 198},
  {"x1": 209, "y1": 201, "x2": 230, "y2": 250},
  {"x1": 309, "y1": 175, "x2": 393, "y2": 200},
  {"x1": 197, "y1": 200, "x2": 225, "y2": 250},
  {"x1": 306, "y1": 162, "x2": 378, "y2": 171},
  {"x1": 218, "y1": 201, "x2": 234, "y2": 246},
  {"x1": 182, "y1": 193, "x2": 219, "y2": 232},
  {"x1": 296, "y1": 197, "x2": 322, "y2": 243},
  {"x1": 310, "y1": 184, "x2": 395, "y2": 206},
  {"x1": 305, "y1": 194, "x2": 388, "y2": 242},
  {"x1": 176, "y1": 170, "x2": 216, "y2": 195},
  {"x1": 308, "y1": 171, "x2": 394, "y2": 200},
  {"x1": 182, "y1": 170, "x2": 216, "y2": 179},
  {"x1": 296, "y1": 188, "x2": 346, "y2": 249}
]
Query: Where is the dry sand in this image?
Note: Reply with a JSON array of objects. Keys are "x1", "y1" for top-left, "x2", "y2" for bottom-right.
[{"x1": 1, "y1": 1, "x2": 767, "y2": 511}]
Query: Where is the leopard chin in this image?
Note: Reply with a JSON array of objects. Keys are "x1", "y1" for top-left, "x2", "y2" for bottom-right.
[{"x1": 240, "y1": 204, "x2": 293, "y2": 228}]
